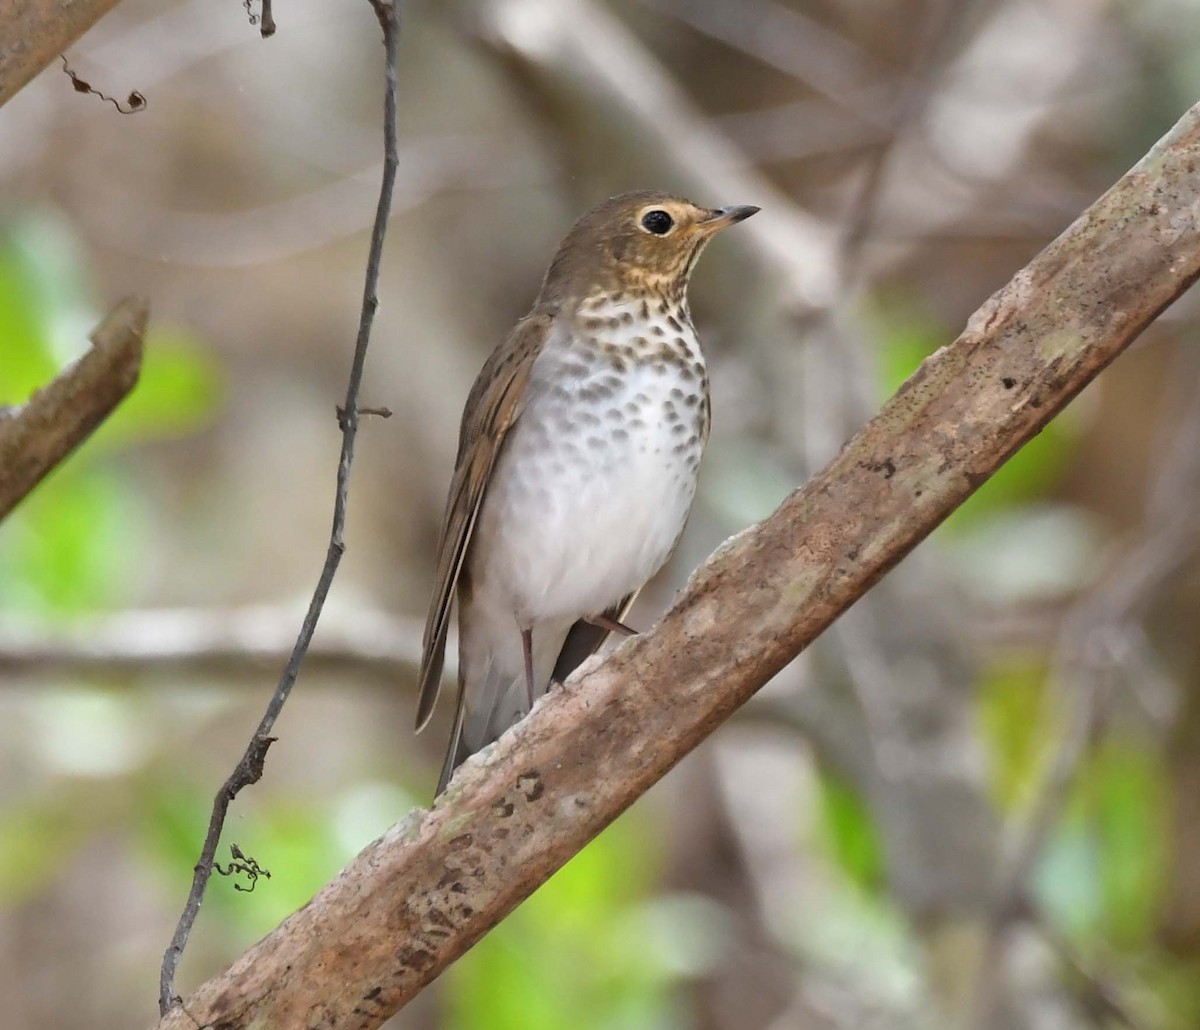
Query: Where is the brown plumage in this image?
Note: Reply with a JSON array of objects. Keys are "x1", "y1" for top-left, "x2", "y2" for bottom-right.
[{"x1": 417, "y1": 190, "x2": 758, "y2": 795}]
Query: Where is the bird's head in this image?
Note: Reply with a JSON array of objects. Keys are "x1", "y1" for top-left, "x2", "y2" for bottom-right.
[{"x1": 538, "y1": 190, "x2": 759, "y2": 305}]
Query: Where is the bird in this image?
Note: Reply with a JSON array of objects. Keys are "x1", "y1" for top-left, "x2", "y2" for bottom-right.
[{"x1": 416, "y1": 189, "x2": 758, "y2": 795}]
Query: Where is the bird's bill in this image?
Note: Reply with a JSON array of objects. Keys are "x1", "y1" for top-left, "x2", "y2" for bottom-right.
[{"x1": 698, "y1": 204, "x2": 760, "y2": 232}]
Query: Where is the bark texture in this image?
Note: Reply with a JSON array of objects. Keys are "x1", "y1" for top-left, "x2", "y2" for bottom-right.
[
  {"x1": 0, "y1": 296, "x2": 146, "y2": 521},
  {"x1": 0, "y1": 0, "x2": 127, "y2": 108},
  {"x1": 153, "y1": 104, "x2": 1200, "y2": 1030}
]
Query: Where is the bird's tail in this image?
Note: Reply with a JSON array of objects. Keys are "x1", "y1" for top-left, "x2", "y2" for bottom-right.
[
  {"x1": 435, "y1": 612, "x2": 610, "y2": 796},
  {"x1": 435, "y1": 691, "x2": 470, "y2": 796},
  {"x1": 435, "y1": 656, "x2": 528, "y2": 796}
]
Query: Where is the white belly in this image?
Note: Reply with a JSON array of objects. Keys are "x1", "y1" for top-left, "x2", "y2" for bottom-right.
[{"x1": 469, "y1": 304, "x2": 706, "y2": 627}]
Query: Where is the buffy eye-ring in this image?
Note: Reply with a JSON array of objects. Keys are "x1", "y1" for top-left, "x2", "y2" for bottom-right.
[{"x1": 640, "y1": 210, "x2": 674, "y2": 235}]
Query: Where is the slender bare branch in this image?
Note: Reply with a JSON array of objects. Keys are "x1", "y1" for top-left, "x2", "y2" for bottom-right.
[
  {"x1": 639, "y1": 0, "x2": 896, "y2": 126},
  {"x1": 0, "y1": 296, "x2": 146, "y2": 522},
  {"x1": 156, "y1": 0, "x2": 401, "y2": 1015},
  {"x1": 147, "y1": 97, "x2": 1200, "y2": 1030},
  {"x1": 82, "y1": 134, "x2": 542, "y2": 268}
]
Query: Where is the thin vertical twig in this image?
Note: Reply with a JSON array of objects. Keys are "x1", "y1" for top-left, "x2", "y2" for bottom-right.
[{"x1": 156, "y1": 0, "x2": 401, "y2": 1014}]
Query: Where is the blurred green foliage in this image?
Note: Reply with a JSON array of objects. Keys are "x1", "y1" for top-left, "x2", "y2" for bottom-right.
[
  {"x1": 0, "y1": 793, "x2": 89, "y2": 907},
  {"x1": 139, "y1": 778, "x2": 350, "y2": 934},
  {"x1": 0, "y1": 213, "x2": 220, "y2": 616},
  {"x1": 814, "y1": 768, "x2": 885, "y2": 894},
  {"x1": 1038, "y1": 738, "x2": 1169, "y2": 948},
  {"x1": 447, "y1": 813, "x2": 685, "y2": 1030},
  {"x1": 871, "y1": 293, "x2": 1081, "y2": 534},
  {"x1": 979, "y1": 654, "x2": 1057, "y2": 810},
  {"x1": 0, "y1": 211, "x2": 223, "y2": 927}
]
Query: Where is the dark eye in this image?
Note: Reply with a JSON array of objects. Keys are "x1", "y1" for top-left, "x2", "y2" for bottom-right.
[{"x1": 640, "y1": 209, "x2": 674, "y2": 235}]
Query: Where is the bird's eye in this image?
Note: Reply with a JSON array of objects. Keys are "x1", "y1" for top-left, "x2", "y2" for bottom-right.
[{"x1": 640, "y1": 209, "x2": 674, "y2": 235}]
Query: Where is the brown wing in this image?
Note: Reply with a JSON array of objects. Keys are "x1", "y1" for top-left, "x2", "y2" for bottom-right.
[
  {"x1": 414, "y1": 311, "x2": 555, "y2": 732},
  {"x1": 550, "y1": 590, "x2": 640, "y2": 685}
]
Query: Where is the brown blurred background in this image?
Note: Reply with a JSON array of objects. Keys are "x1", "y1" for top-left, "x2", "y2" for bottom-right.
[{"x1": 1, "y1": 1, "x2": 1199, "y2": 1028}]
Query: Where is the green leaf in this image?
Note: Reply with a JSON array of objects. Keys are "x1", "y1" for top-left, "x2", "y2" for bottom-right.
[
  {"x1": 92, "y1": 329, "x2": 222, "y2": 449},
  {"x1": 1090, "y1": 740, "x2": 1168, "y2": 946},
  {"x1": 0, "y1": 212, "x2": 219, "y2": 616},
  {"x1": 0, "y1": 467, "x2": 136, "y2": 614},
  {"x1": 0, "y1": 236, "x2": 59, "y2": 402},
  {"x1": 137, "y1": 779, "x2": 218, "y2": 878},
  {"x1": 869, "y1": 293, "x2": 1081, "y2": 533},
  {"x1": 137, "y1": 782, "x2": 345, "y2": 938},
  {"x1": 874, "y1": 298, "x2": 946, "y2": 402},
  {"x1": 978, "y1": 655, "x2": 1055, "y2": 810},
  {"x1": 0, "y1": 211, "x2": 100, "y2": 397},
  {"x1": 1036, "y1": 737, "x2": 1168, "y2": 947},
  {"x1": 0, "y1": 796, "x2": 87, "y2": 906},
  {"x1": 0, "y1": 212, "x2": 220, "y2": 451},
  {"x1": 447, "y1": 814, "x2": 676, "y2": 1030},
  {"x1": 209, "y1": 801, "x2": 344, "y2": 934},
  {"x1": 813, "y1": 768, "x2": 885, "y2": 893}
]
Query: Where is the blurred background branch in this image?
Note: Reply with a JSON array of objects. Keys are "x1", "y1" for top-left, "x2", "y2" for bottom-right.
[
  {"x1": 0, "y1": 296, "x2": 144, "y2": 520},
  {"x1": 0, "y1": 605, "x2": 424, "y2": 683}
]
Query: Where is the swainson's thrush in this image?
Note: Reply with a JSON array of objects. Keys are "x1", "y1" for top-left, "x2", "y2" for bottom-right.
[{"x1": 416, "y1": 190, "x2": 758, "y2": 794}]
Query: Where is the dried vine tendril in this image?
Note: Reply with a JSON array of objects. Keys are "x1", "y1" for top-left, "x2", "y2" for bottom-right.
[
  {"x1": 243, "y1": 0, "x2": 276, "y2": 37},
  {"x1": 59, "y1": 55, "x2": 146, "y2": 114},
  {"x1": 213, "y1": 844, "x2": 271, "y2": 894}
]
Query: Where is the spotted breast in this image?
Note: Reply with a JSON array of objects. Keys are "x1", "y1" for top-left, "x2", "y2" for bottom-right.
[{"x1": 469, "y1": 291, "x2": 708, "y2": 628}]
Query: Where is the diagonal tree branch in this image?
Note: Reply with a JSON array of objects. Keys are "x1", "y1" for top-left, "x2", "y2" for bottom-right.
[
  {"x1": 0, "y1": 295, "x2": 146, "y2": 521},
  {"x1": 150, "y1": 102, "x2": 1200, "y2": 1030}
]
